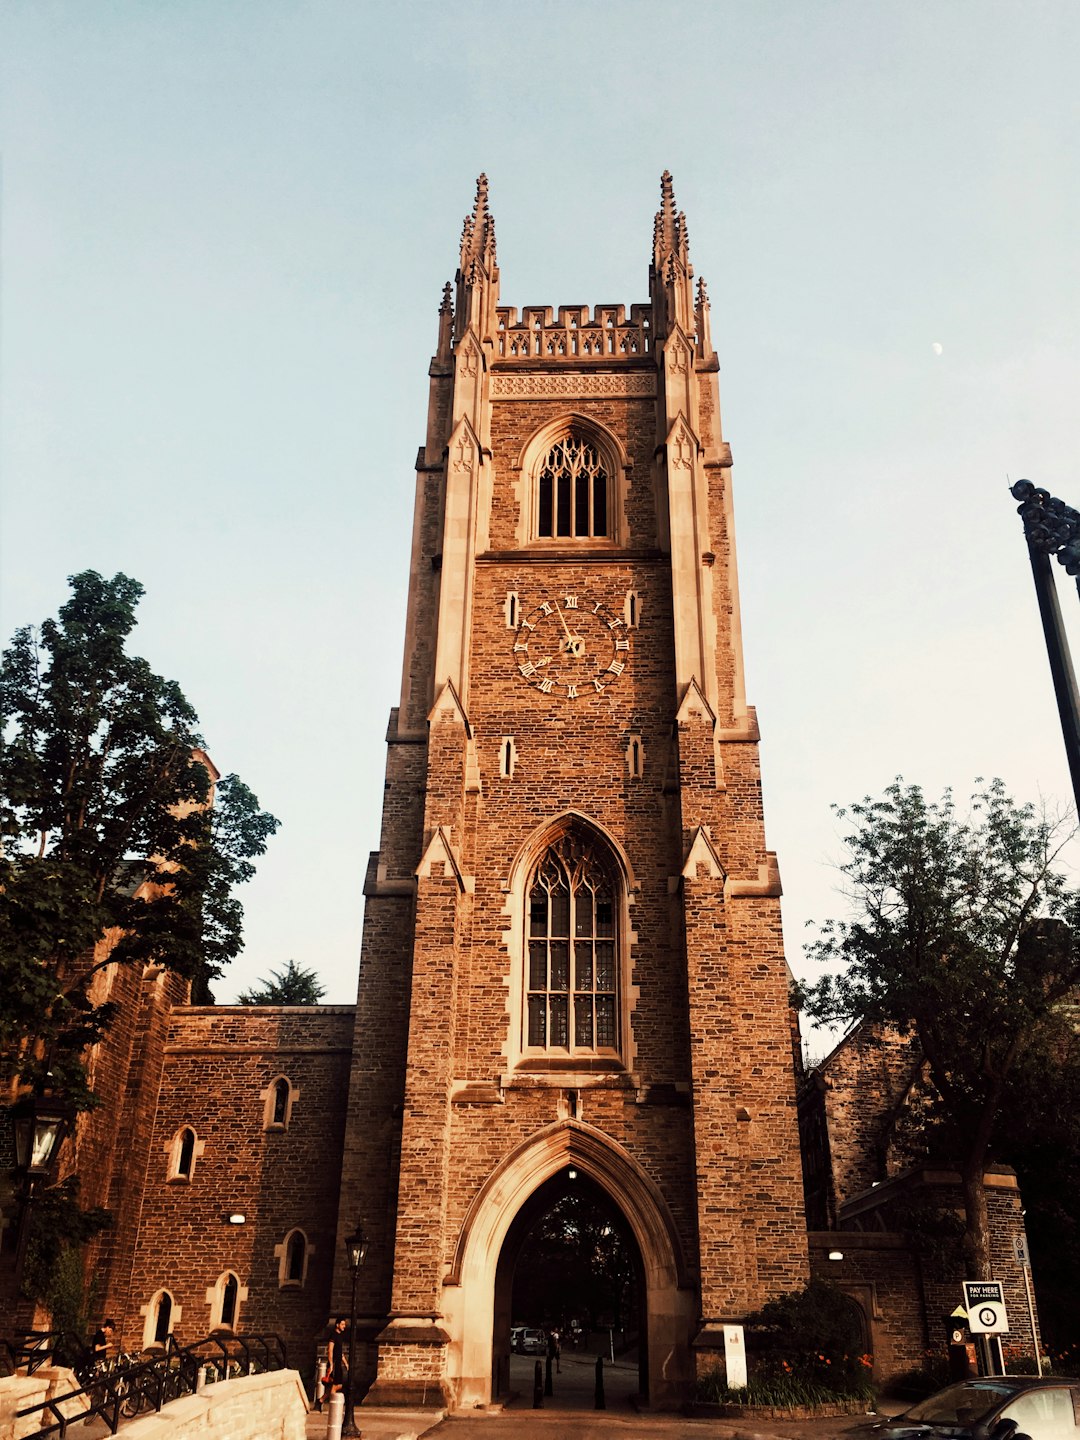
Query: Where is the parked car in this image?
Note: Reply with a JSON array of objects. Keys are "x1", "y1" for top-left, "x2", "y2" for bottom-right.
[
  {"x1": 847, "y1": 1376, "x2": 1080, "y2": 1439},
  {"x1": 517, "y1": 1328, "x2": 547, "y2": 1356}
]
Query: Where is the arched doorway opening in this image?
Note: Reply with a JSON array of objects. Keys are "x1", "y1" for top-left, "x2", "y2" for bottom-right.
[
  {"x1": 442, "y1": 1119, "x2": 697, "y2": 1411},
  {"x1": 492, "y1": 1167, "x2": 647, "y2": 1405}
]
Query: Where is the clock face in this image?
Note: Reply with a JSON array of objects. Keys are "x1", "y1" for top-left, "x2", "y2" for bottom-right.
[{"x1": 513, "y1": 592, "x2": 630, "y2": 699}]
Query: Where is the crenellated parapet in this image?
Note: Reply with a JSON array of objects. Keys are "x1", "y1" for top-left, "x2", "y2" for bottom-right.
[{"x1": 492, "y1": 303, "x2": 653, "y2": 360}]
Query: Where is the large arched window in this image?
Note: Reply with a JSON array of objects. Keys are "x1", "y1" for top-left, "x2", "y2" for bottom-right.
[
  {"x1": 525, "y1": 833, "x2": 619, "y2": 1055},
  {"x1": 536, "y1": 434, "x2": 609, "y2": 540}
]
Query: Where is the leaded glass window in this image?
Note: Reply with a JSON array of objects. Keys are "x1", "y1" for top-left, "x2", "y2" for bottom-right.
[
  {"x1": 536, "y1": 436, "x2": 609, "y2": 540},
  {"x1": 526, "y1": 835, "x2": 618, "y2": 1053}
]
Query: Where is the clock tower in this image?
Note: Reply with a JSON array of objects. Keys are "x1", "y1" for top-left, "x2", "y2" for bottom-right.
[{"x1": 336, "y1": 173, "x2": 808, "y2": 1410}]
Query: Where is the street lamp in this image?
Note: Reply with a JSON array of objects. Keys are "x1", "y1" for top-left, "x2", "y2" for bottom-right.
[
  {"x1": 9, "y1": 1086, "x2": 74, "y2": 1284},
  {"x1": 342, "y1": 1222, "x2": 369, "y2": 1438},
  {"x1": 1010, "y1": 479, "x2": 1080, "y2": 812}
]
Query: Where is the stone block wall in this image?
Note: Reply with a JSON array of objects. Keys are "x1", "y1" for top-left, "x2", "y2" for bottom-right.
[
  {"x1": 117, "y1": 1369, "x2": 307, "y2": 1440},
  {"x1": 105, "y1": 1006, "x2": 353, "y2": 1378}
]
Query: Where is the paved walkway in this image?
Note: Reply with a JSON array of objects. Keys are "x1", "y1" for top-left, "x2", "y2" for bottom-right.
[{"x1": 304, "y1": 1353, "x2": 882, "y2": 1440}]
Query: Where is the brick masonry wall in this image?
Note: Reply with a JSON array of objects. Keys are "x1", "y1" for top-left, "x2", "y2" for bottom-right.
[
  {"x1": 808, "y1": 1233, "x2": 929, "y2": 1383},
  {"x1": 815, "y1": 1025, "x2": 925, "y2": 1206},
  {"x1": 342, "y1": 364, "x2": 809, "y2": 1382},
  {"x1": 115, "y1": 1006, "x2": 353, "y2": 1378}
]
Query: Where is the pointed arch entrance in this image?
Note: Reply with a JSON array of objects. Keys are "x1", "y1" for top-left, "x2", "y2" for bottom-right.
[{"x1": 442, "y1": 1120, "x2": 697, "y2": 1410}]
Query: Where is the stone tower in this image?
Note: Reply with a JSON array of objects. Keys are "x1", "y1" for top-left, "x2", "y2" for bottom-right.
[{"x1": 335, "y1": 173, "x2": 808, "y2": 1410}]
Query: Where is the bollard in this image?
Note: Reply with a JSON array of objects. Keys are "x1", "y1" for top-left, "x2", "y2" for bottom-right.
[
  {"x1": 533, "y1": 1359, "x2": 544, "y2": 1408},
  {"x1": 545, "y1": 1353, "x2": 553, "y2": 1397},
  {"x1": 595, "y1": 1354, "x2": 606, "y2": 1410},
  {"x1": 327, "y1": 1390, "x2": 345, "y2": 1439}
]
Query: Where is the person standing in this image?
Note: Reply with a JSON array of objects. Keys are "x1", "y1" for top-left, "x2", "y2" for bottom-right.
[
  {"x1": 548, "y1": 1327, "x2": 561, "y2": 1374},
  {"x1": 327, "y1": 1317, "x2": 349, "y2": 1396},
  {"x1": 91, "y1": 1319, "x2": 116, "y2": 1363}
]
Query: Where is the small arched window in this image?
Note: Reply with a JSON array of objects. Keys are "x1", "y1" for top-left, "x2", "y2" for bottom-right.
[
  {"x1": 168, "y1": 1126, "x2": 199, "y2": 1182},
  {"x1": 212, "y1": 1271, "x2": 241, "y2": 1330},
  {"x1": 278, "y1": 1228, "x2": 309, "y2": 1288},
  {"x1": 536, "y1": 435, "x2": 609, "y2": 540},
  {"x1": 524, "y1": 832, "x2": 619, "y2": 1055},
  {"x1": 262, "y1": 1075, "x2": 295, "y2": 1130},
  {"x1": 143, "y1": 1289, "x2": 175, "y2": 1349},
  {"x1": 220, "y1": 1274, "x2": 238, "y2": 1329}
]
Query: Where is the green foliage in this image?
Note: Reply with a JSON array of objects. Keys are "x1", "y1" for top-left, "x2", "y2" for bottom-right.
[
  {"x1": 743, "y1": 1280, "x2": 873, "y2": 1396},
  {"x1": 695, "y1": 1370, "x2": 872, "y2": 1407},
  {"x1": 803, "y1": 779, "x2": 1080, "y2": 1275},
  {"x1": 238, "y1": 959, "x2": 326, "y2": 1006},
  {"x1": 513, "y1": 1184, "x2": 638, "y2": 1329},
  {"x1": 21, "y1": 1175, "x2": 110, "y2": 1344},
  {"x1": 0, "y1": 571, "x2": 279, "y2": 1104}
]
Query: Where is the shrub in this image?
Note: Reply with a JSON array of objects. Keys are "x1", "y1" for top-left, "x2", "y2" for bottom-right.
[{"x1": 742, "y1": 1280, "x2": 874, "y2": 1397}]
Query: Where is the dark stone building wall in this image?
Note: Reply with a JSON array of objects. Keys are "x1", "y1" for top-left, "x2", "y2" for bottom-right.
[{"x1": 106, "y1": 1005, "x2": 354, "y2": 1378}]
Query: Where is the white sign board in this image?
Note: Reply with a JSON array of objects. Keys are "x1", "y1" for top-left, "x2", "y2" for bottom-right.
[
  {"x1": 723, "y1": 1324, "x2": 747, "y2": 1390},
  {"x1": 963, "y1": 1281, "x2": 1009, "y2": 1335},
  {"x1": 1013, "y1": 1235, "x2": 1029, "y2": 1267}
]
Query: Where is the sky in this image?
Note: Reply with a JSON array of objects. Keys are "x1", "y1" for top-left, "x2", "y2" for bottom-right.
[{"x1": 2, "y1": 1, "x2": 1078, "y2": 1039}]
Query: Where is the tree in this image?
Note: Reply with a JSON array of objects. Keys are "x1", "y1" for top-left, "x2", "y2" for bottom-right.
[
  {"x1": 0, "y1": 570, "x2": 279, "y2": 1110},
  {"x1": 802, "y1": 778, "x2": 1080, "y2": 1281},
  {"x1": 237, "y1": 959, "x2": 325, "y2": 1005}
]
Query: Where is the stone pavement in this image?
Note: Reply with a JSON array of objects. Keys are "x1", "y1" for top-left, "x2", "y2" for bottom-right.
[{"x1": 303, "y1": 1352, "x2": 882, "y2": 1440}]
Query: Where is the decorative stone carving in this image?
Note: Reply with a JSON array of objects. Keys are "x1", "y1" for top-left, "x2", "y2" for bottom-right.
[{"x1": 490, "y1": 372, "x2": 656, "y2": 400}]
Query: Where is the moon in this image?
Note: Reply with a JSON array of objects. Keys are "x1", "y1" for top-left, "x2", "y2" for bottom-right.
[{"x1": 932, "y1": 342, "x2": 944, "y2": 356}]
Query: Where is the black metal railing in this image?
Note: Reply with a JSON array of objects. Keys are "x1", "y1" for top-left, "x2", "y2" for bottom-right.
[{"x1": 11, "y1": 1330, "x2": 288, "y2": 1438}]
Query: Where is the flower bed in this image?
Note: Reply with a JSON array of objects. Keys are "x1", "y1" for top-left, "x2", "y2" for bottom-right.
[{"x1": 686, "y1": 1395, "x2": 870, "y2": 1420}]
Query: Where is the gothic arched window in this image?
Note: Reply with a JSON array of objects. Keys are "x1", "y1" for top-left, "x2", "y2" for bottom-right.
[
  {"x1": 263, "y1": 1074, "x2": 294, "y2": 1130},
  {"x1": 168, "y1": 1125, "x2": 198, "y2": 1181},
  {"x1": 525, "y1": 834, "x2": 618, "y2": 1054},
  {"x1": 214, "y1": 1271, "x2": 240, "y2": 1330},
  {"x1": 536, "y1": 435, "x2": 609, "y2": 540}
]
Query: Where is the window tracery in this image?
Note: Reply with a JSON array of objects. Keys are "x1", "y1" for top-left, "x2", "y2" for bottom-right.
[
  {"x1": 536, "y1": 435, "x2": 609, "y2": 540},
  {"x1": 525, "y1": 833, "x2": 618, "y2": 1054}
]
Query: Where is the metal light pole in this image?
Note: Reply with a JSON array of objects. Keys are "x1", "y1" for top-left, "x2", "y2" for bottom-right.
[
  {"x1": 9, "y1": 1086, "x2": 74, "y2": 1287},
  {"x1": 341, "y1": 1223, "x2": 368, "y2": 1438},
  {"x1": 1010, "y1": 480, "x2": 1080, "y2": 814}
]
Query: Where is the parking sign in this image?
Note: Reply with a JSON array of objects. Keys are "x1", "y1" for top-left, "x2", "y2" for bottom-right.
[{"x1": 962, "y1": 1281, "x2": 1009, "y2": 1335}]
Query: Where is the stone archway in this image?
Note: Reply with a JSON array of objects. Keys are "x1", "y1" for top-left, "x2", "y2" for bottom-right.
[{"x1": 441, "y1": 1120, "x2": 697, "y2": 1410}]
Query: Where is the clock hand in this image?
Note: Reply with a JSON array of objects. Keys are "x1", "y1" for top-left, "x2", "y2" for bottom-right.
[
  {"x1": 553, "y1": 600, "x2": 574, "y2": 645},
  {"x1": 554, "y1": 601, "x2": 586, "y2": 659}
]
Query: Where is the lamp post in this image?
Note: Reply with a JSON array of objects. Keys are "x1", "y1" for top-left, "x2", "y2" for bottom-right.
[
  {"x1": 341, "y1": 1222, "x2": 368, "y2": 1438},
  {"x1": 9, "y1": 1086, "x2": 74, "y2": 1286},
  {"x1": 1010, "y1": 480, "x2": 1080, "y2": 813}
]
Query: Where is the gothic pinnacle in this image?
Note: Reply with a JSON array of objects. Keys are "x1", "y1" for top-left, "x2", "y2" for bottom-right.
[
  {"x1": 459, "y1": 172, "x2": 497, "y2": 273},
  {"x1": 655, "y1": 169, "x2": 678, "y2": 259},
  {"x1": 439, "y1": 281, "x2": 453, "y2": 315}
]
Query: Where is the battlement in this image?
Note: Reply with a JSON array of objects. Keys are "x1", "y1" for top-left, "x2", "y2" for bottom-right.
[{"x1": 493, "y1": 303, "x2": 653, "y2": 360}]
